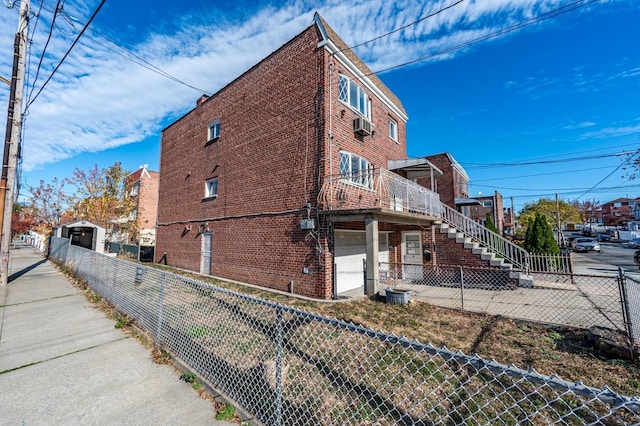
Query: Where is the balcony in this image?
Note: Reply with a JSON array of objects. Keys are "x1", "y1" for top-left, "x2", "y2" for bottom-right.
[{"x1": 318, "y1": 168, "x2": 444, "y2": 219}]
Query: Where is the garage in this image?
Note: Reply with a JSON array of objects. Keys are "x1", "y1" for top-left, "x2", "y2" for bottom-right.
[{"x1": 334, "y1": 231, "x2": 389, "y2": 294}]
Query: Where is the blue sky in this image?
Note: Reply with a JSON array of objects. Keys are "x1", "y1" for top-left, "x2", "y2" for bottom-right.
[{"x1": 0, "y1": 0, "x2": 638, "y2": 212}]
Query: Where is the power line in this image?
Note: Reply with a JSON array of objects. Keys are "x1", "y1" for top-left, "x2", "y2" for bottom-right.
[
  {"x1": 26, "y1": 0, "x2": 105, "y2": 109},
  {"x1": 58, "y1": 12, "x2": 212, "y2": 95},
  {"x1": 364, "y1": 0, "x2": 600, "y2": 77},
  {"x1": 26, "y1": 0, "x2": 63, "y2": 107},
  {"x1": 470, "y1": 165, "x2": 617, "y2": 183},
  {"x1": 464, "y1": 151, "x2": 634, "y2": 169},
  {"x1": 345, "y1": 0, "x2": 467, "y2": 51}
]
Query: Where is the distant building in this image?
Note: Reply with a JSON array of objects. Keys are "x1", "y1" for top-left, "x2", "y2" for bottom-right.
[
  {"x1": 125, "y1": 165, "x2": 159, "y2": 245},
  {"x1": 600, "y1": 197, "x2": 639, "y2": 226}
]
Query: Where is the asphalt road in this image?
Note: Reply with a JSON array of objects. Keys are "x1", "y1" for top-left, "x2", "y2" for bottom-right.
[{"x1": 573, "y1": 241, "x2": 639, "y2": 272}]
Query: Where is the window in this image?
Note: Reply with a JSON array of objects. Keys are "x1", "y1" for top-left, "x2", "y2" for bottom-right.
[
  {"x1": 207, "y1": 120, "x2": 220, "y2": 141},
  {"x1": 129, "y1": 183, "x2": 139, "y2": 197},
  {"x1": 205, "y1": 177, "x2": 218, "y2": 198},
  {"x1": 388, "y1": 117, "x2": 398, "y2": 142},
  {"x1": 339, "y1": 151, "x2": 373, "y2": 189},
  {"x1": 482, "y1": 200, "x2": 493, "y2": 208},
  {"x1": 613, "y1": 202, "x2": 622, "y2": 208},
  {"x1": 338, "y1": 75, "x2": 370, "y2": 119}
]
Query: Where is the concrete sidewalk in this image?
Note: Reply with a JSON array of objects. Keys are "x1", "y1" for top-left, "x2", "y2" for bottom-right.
[{"x1": 0, "y1": 242, "x2": 235, "y2": 425}]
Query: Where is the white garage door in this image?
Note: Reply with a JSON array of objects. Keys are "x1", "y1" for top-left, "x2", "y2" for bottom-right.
[{"x1": 335, "y1": 231, "x2": 389, "y2": 294}]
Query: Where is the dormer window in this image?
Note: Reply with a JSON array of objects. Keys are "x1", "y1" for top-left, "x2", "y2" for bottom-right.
[
  {"x1": 207, "y1": 120, "x2": 220, "y2": 142},
  {"x1": 338, "y1": 75, "x2": 370, "y2": 119}
]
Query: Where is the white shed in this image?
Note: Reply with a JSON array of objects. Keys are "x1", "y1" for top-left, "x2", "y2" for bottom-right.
[{"x1": 52, "y1": 220, "x2": 106, "y2": 254}]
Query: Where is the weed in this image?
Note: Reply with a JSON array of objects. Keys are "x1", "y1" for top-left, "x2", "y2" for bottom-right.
[
  {"x1": 115, "y1": 316, "x2": 132, "y2": 329},
  {"x1": 216, "y1": 403, "x2": 235, "y2": 421},
  {"x1": 180, "y1": 372, "x2": 197, "y2": 383}
]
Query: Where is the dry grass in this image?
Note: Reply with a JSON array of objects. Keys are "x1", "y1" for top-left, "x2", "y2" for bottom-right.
[{"x1": 150, "y1": 265, "x2": 640, "y2": 397}]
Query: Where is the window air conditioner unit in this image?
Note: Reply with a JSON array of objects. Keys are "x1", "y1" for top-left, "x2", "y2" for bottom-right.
[{"x1": 353, "y1": 117, "x2": 372, "y2": 135}]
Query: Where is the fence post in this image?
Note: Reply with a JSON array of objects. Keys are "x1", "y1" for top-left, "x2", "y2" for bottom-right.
[
  {"x1": 274, "y1": 305, "x2": 284, "y2": 426},
  {"x1": 156, "y1": 274, "x2": 166, "y2": 341},
  {"x1": 459, "y1": 265, "x2": 464, "y2": 310},
  {"x1": 617, "y1": 267, "x2": 635, "y2": 348}
]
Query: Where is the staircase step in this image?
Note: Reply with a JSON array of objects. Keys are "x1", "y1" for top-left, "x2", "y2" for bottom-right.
[
  {"x1": 472, "y1": 246, "x2": 485, "y2": 255},
  {"x1": 489, "y1": 258, "x2": 504, "y2": 267},
  {"x1": 481, "y1": 252, "x2": 494, "y2": 261},
  {"x1": 464, "y1": 240, "x2": 478, "y2": 250}
]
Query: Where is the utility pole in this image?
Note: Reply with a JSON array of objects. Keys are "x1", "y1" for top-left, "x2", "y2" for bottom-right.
[{"x1": 1, "y1": 0, "x2": 29, "y2": 286}]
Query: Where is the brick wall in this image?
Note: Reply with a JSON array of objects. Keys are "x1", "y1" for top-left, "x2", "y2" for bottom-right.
[
  {"x1": 156, "y1": 24, "x2": 328, "y2": 297},
  {"x1": 433, "y1": 228, "x2": 494, "y2": 268},
  {"x1": 156, "y1": 19, "x2": 412, "y2": 299},
  {"x1": 138, "y1": 170, "x2": 159, "y2": 231}
]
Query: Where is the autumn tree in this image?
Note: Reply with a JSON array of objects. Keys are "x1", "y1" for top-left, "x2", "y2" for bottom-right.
[
  {"x1": 518, "y1": 198, "x2": 581, "y2": 231},
  {"x1": 65, "y1": 162, "x2": 136, "y2": 239},
  {"x1": 26, "y1": 177, "x2": 68, "y2": 236},
  {"x1": 11, "y1": 202, "x2": 35, "y2": 236}
]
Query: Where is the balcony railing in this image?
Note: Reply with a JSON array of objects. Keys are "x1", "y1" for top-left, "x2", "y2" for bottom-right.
[
  {"x1": 318, "y1": 167, "x2": 550, "y2": 274},
  {"x1": 318, "y1": 168, "x2": 444, "y2": 218}
]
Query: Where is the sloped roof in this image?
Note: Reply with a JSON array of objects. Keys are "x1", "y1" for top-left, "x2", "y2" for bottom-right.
[{"x1": 314, "y1": 13, "x2": 407, "y2": 118}]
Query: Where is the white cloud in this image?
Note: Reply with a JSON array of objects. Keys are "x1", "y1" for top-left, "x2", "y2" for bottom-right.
[
  {"x1": 0, "y1": 0, "x2": 627, "y2": 172},
  {"x1": 563, "y1": 121, "x2": 597, "y2": 130}
]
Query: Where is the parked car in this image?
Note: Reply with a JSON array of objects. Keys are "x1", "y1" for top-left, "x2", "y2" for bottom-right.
[
  {"x1": 572, "y1": 238, "x2": 601, "y2": 253},
  {"x1": 635, "y1": 250, "x2": 640, "y2": 266},
  {"x1": 596, "y1": 233, "x2": 611, "y2": 242},
  {"x1": 629, "y1": 238, "x2": 640, "y2": 249}
]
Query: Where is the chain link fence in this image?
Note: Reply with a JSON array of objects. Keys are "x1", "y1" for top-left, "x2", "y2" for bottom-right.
[
  {"x1": 380, "y1": 262, "x2": 627, "y2": 333},
  {"x1": 49, "y1": 238, "x2": 640, "y2": 425},
  {"x1": 620, "y1": 272, "x2": 640, "y2": 346}
]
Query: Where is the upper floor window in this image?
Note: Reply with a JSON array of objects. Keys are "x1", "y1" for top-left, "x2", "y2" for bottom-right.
[
  {"x1": 613, "y1": 202, "x2": 622, "y2": 208},
  {"x1": 482, "y1": 200, "x2": 493, "y2": 208},
  {"x1": 207, "y1": 120, "x2": 220, "y2": 141},
  {"x1": 388, "y1": 117, "x2": 398, "y2": 142},
  {"x1": 129, "y1": 183, "x2": 140, "y2": 197},
  {"x1": 339, "y1": 151, "x2": 373, "y2": 189},
  {"x1": 205, "y1": 177, "x2": 218, "y2": 198},
  {"x1": 338, "y1": 75, "x2": 370, "y2": 119}
]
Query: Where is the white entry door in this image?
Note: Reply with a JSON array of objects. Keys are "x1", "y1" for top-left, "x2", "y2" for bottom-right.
[
  {"x1": 402, "y1": 231, "x2": 423, "y2": 281},
  {"x1": 200, "y1": 232, "x2": 212, "y2": 274}
]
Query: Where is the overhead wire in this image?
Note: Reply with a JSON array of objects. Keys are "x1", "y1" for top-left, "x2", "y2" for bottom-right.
[
  {"x1": 25, "y1": 0, "x2": 63, "y2": 107},
  {"x1": 25, "y1": 0, "x2": 105, "y2": 109},
  {"x1": 363, "y1": 0, "x2": 600, "y2": 77},
  {"x1": 344, "y1": 0, "x2": 467, "y2": 51}
]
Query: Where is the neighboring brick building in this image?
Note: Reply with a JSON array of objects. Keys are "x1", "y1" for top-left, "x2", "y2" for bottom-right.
[
  {"x1": 416, "y1": 152, "x2": 469, "y2": 209},
  {"x1": 156, "y1": 14, "x2": 509, "y2": 300},
  {"x1": 125, "y1": 165, "x2": 159, "y2": 245},
  {"x1": 600, "y1": 197, "x2": 639, "y2": 226}
]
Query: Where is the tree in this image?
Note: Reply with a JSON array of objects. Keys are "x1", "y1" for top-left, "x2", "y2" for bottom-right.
[
  {"x1": 524, "y1": 213, "x2": 559, "y2": 254},
  {"x1": 518, "y1": 198, "x2": 581, "y2": 231},
  {"x1": 26, "y1": 177, "x2": 68, "y2": 236},
  {"x1": 485, "y1": 212, "x2": 500, "y2": 234},
  {"x1": 11, "y1": 202, "x2": 35, "y2": 236},
  {"x1": 65, "y1": 162, "x2": 136, "y2": 240}
]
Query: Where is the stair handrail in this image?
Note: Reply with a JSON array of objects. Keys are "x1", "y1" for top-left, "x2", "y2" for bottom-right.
[{"x1": 439, "y1": 202, "x2": 530, "y2": 272}]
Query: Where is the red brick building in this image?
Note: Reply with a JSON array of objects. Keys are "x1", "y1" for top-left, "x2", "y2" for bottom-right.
[
  {"x1": 156, "y1": 14, "x2": 512, "y2": 299},
  {"x1": 125, "y1": 165, "x2": 159, "y2": 245},
  {"x1": 600, "y1": 197, "x2": 639, "y2": 226}
]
